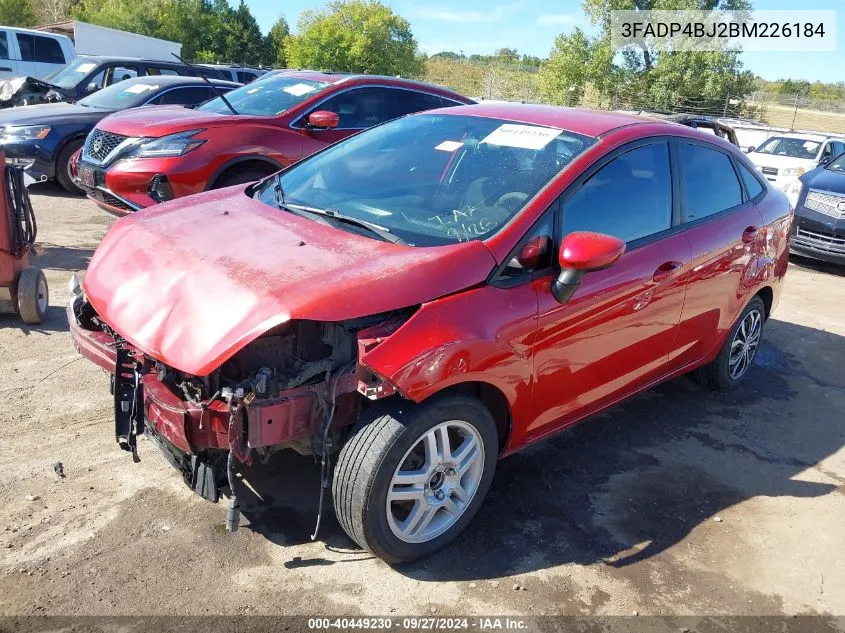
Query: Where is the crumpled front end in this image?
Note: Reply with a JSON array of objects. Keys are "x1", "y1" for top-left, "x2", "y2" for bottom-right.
[
  {"x1": 0, "y1": 77, "x2": 66, "y2": 108},
  {"x1": 69, "y1": 291, "x2": 412, "y2": 503}
]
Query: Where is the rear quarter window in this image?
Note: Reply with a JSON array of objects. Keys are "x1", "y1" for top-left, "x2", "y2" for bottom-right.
[{"x1": 738, "y1": 162, "x2": 764, "y2": 199}]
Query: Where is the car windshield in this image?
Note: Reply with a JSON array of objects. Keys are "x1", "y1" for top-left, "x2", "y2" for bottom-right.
[
  {"x1": 77, "y1": 80, "x2": 162, "y2": 109},
  {"x1": 254, "y1": 113, "x2": 596, "y2": 246},
  {"x1": 198, "y1": 75, "x2": 328, "y2": 116},
  {"x1": 43, "y1": 58, "x2": 100, "y2": 89},
  {"x1": 755, "y1": 136, "x2": 821, "y2": 159}
]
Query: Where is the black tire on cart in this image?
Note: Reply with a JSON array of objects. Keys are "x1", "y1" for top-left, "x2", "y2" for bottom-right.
[
  {"x1": 332, "y1": 394, "x2": 498, "y2": 563},
  {"x1": 17, "y1": 267, "x2": 48, "y2": 324}
]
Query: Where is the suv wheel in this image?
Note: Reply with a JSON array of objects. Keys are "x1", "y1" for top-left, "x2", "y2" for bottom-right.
[
  {"x1": 694, "y1": 296, "x2": 766, "y2": 391},
  {"x1": 332, "y1": 394, "x2": 497, "y2": 563}
]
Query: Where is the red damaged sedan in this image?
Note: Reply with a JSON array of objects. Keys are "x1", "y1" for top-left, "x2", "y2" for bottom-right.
[{"x1": 69, "y1": 104, "x2": 791, "y2": 563}]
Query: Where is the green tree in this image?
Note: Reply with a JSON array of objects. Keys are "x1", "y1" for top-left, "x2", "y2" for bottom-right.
[
  {"x1": 224, "y1": 0, "x2": 266, "y2": 65},
  {"x1": 540, "y1": 0, "x2": 757, "y2": 113},
  {"x1": 266, "y1": 15, "x2": 290, "y2": 67},
  {"x1": 0, "y1": 0, "x2": 37, "y2": 26},
  {"x1": 286, "y1": 0, "x2": 420, "y2": 76}
]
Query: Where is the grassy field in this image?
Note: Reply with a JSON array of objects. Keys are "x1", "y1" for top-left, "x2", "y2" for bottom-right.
[{"x1": 752, "y1": 102, "x2": 845, "y2": 134}]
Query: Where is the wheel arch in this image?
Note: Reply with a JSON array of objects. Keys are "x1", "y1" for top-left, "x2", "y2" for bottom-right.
[
  {"x1": 53, "y1": 132, "x2": 87, "y2": 174},
  {"x1": 206, "y1": 155, "x2": 283, "y2": 190},
  {"x1": 414, "y1": 380, "x2": 512, "y2": 453},
  {"x1": 755, "y1": 285, "x2": 774, "y2": 319}
]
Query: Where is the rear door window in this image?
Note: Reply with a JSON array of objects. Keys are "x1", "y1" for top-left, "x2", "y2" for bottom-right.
[
  {"x1": 237, "y1": 70, "x2": 258, "y2": 83},
  {"x1": 156, "y1": 86, "x2": 214, "y2": 105},
  {"x1": 678, "y1": 142, "x2": 743, "y2": 221},
  {"x1": 146, "y1": 67, "x2": 180, "y2": 76},
  {"x1": 34, "y1": 36, "x2": 64, "y2": 64},
  {"x1": 392, "y1": 90, "x2": 449, "y2": 117},
  {"x1": 561, "y1": 142, "x2": 672, "y2": 243},
  {"x1": 107, "y1": 65, "x2": 139, "y2": 85},
  {"x1": 16, "y1": 33, "x2": 35, "y2": 61}
]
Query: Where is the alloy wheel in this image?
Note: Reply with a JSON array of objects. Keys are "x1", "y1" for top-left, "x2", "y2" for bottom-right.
[
  {"x1": 386, "y1": 420, "x2": 484, "y2": 544},
  {"x1": 729, "y1": 309, "x2": 762, "y2": 380}
]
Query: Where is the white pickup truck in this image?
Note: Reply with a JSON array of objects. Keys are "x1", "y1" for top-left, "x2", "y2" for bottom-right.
[
  {"x1": 0, "y1": 21, "x2": 181, "y2": 81},
  {"x1": 0, "y1": 27, "x2": 75, "y2": 80}
]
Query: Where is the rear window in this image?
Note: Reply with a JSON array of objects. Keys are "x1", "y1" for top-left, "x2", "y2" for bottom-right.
[{"x1": 0, "y1": 32, "x2": 10, "y2": 61}]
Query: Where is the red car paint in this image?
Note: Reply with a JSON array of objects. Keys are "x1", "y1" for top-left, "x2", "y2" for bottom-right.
[
  {"x1": 70, "y1": 103, "x2": 791, "y2": 463},
  {"x1": 73, "y1": 72, "x2": 472, "y2": 215}
]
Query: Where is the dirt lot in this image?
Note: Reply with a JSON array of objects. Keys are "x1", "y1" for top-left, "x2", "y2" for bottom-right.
[{"x1": 1, "y1": 183, "x2": 844, "y2": 618}]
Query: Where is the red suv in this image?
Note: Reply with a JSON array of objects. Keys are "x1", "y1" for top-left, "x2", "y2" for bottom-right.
[
  {"x1": 72, "y1": 71, "x2": 472, "y2": 215},
  {"x1": 69, "y1": 104, "x2": 791, "y2": 563}
]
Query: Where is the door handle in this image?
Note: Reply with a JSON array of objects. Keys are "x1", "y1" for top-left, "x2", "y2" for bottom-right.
[
  {"x1": 742, "y1": 226, "x2": 759, "y2": 244},
  {"x1": 652, "y1": 260, "x2": 683, "y2": 282},
  {"x1": 0, "y1": 67, "x2": 13, "y2": 72}
]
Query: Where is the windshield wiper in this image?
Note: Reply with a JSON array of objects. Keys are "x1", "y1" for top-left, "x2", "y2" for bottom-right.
[
  {"x1": 285, "y1": 202, "x2": 406, "y2": 245},
  {"x1": 271, "y1": 176, "x2": 405, "y2": 245}
]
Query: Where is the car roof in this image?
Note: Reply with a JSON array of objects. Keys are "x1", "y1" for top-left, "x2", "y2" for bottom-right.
[
  {"x1": 260, "y1": 70, "x2": 467, "y2": 98},
  {"x1": 118, "y1": 75, "x2": 240, "y2": 88},
  {"x1": 429, "y1": 103, "x2": 665, "y2": 138},
  {"x1": 765, "y1": 132, "x2": 838, "y2": 142},
  {"x1": 76, "y1": 55, "x2": 191, "y2": 65}
]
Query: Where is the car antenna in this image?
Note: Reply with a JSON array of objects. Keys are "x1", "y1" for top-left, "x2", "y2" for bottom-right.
[{"x1": 170, "y1": 53, "x2": 239, "y2": 116}]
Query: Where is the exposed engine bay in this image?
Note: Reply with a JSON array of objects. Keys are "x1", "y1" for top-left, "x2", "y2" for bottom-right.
[
  {"x1": 0, "y1": 77, "x2": 68, "y2": 109},
  {"x1": 72, "y1": 294, "x2": 414, "y2": 531}
]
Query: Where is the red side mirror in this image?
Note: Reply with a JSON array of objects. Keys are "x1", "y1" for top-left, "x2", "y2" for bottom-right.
[
  {"x1": 517, "y1": 235, "x2": 550, "y2": 269},
  {"x1": 559, "y1": 231, "x2": 626, "y2": 271},
  {"x1": 552, "y1": 231, "x2": 625, "y2": 304},
  {"x1": 307, "y1": 110, "x2": 339, "y2": 129}
]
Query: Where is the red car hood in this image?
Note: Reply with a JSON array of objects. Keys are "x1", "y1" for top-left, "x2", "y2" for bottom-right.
[
  {"x1": 96, "y1": 106, "x2": 233, "y2": 137},
  {"x1": 82, "y1": 188, "x2": 497, "y2": 376}
]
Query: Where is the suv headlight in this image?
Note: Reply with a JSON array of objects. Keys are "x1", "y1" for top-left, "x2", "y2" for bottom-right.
[
  {"x1": 783, "y1": 180, "x2": 803, "y2": 208},
  {"x1": 132, "y1": 129, "x2": 207, "y2": 158},
  {"x1": 1, "y1": 125, "x2": 51, "y2": 140},
  {"x1": 781, "y1": 167, "x2": 806, "y2": 177}
]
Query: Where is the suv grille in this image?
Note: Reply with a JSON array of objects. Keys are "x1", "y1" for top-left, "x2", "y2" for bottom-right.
[
  {"x1": 84, "y1": 129, "x2": 129, "y2": 164},
  {"x1": 793, "y1": 228, "x2": 845, "y2": 254},
  {"x1": 804, "y1": 189, "x2": 845, "y2": 219}
]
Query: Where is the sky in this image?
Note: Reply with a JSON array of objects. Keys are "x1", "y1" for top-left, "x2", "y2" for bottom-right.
[{"x1": 245, "y1": 0, "x2": 843, "y2": 83}]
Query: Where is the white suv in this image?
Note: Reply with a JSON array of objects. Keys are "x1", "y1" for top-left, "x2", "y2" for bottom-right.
[
  {"x1": 746, "y1": 133, "x2": 845, "y2": 190},
  {"x1": 0, "y1": 27, "x2": 75, "y2": 79}
]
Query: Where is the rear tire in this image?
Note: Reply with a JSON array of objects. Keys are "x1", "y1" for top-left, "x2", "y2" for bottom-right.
[
  {"x1": 332, "y1": 395, "x2": 497, "y2": 563},
  {"x1": 56, "y1": 139, "x2": 85, "y2": 195},
  {"x1": 693, "y1": 296, "x2": 765, "y2": 391},
  {"x1": 212, "y1": 167, "x2": 274, "y2": 189},
  {"x1": 17, "y1": 267, "x2": 48, "y2": 324}
]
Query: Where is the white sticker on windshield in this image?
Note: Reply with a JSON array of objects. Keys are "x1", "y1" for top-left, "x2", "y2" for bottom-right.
[
  {"x1": 283, "y1": 83, "x2": 317, "y2": 97},
  {"x1": 435, "y1": 140, "x2": 463, "y2": 152},
  {"x1": 125, "y1": 84, "x2": 157, "y2": 94},
  {"x1": 76, "y1": 62, "x2": 97, "y2": 73},
  {"x1": 481, "y1": 124, "x2": 562, "y2": 150}
]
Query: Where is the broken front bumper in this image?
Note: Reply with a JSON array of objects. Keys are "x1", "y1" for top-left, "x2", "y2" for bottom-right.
[{"x1": 68, "y1": 297, "x2": 359, "y2": 458}]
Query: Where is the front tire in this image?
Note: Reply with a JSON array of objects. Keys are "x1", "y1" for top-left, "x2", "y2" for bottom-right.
[
  {"x1": 694, "y1": 296, "x2": 765, "y2": 391},
  {"x1": 333, "y1": 394, "x2": 497, "y2": 563},
  {"x1": 56, "y1": 139, "x2": 85, "y2": 195}
]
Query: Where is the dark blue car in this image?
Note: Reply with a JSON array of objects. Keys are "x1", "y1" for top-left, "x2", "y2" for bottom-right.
[
  {"x1": 787, "y1": 151, "x2": 845, "y2": 265},
  {"x1": 0, "y1": 75, "x2": 238, "y2": 193}
]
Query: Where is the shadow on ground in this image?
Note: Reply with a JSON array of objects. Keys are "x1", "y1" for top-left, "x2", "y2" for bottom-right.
[
  {"x1": 789, "y1": 254, "x2": 845, "y2": 278},
  {"x1": 212, "y1": 318, "x2": 845, "y2": 579},
  {"x1": 0, "y1": 305, "x2": 68, "y2": 334}
]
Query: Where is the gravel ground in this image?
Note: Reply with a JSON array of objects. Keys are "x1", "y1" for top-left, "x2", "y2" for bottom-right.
[{"x1": 1, "y1": 183, "x2": 844, "y2": 618}]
